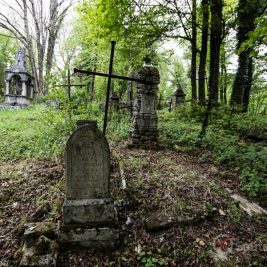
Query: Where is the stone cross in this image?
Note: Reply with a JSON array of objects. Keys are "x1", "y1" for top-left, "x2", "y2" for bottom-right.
[
  {"x1": 60, "y1": 120, "x2": 119, "y2": 248},
  {"x1": 131, "y1": 64, "x2": 160, "y2": 144}
]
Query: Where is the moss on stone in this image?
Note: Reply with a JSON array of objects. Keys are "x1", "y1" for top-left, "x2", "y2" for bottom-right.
[{"x1": 24, "y1": 221, "x2": 57, "y2": 243}]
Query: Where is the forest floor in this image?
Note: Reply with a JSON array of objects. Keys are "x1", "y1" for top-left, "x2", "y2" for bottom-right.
[{"x1": 0, "y1": 140, "x2": 266, "y2": 266}]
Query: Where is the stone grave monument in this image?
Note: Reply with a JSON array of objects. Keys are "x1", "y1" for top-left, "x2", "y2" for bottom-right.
[
  {"x1": 5, "y1": 47, "x2": 35, "y2": 106},
  {"x1": 60, "y1": 120, "x2": 119, "y2": 248},
  {"x1": 131, "y1": 60, "x2": 160, "y2": 144},
  {"x1": 173, "y1": 84, "x2": 186, "y2": 107}
]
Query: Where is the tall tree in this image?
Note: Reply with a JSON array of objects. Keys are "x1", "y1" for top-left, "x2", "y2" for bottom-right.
[
  {"x1": 198, "y1": 0, "x2": 209, "y2": 104},
  {"x1": 208, "y1": 0, "x2": 223, "y2": 105},
  {"x1": 231, "y1": 0, "x2": 264, "y2": 111},
  {"x1": 191, "y1": 0, "x2": 197, "y2": 101},
  {"x1": 0, "y1": 0, "x2": 74, "y2": 94},
  {"x1": 220, "y1": 44, "x2": 227, "y2": 104},
  {"x1": 78, "y1": 0, "x2": 199, "y2": 101}
]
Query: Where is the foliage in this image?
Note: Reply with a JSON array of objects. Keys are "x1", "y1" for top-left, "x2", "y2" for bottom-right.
[
  {"x1": 159, "y1": 107, "x2": 201, "y2": 146},
  {"x1": 137, "y1": 251, "x2": 167, "y2": 267},
  {"x1": 238, "y1": 8, "x2": 267, "y2": 61},
  {"x1": 0, "y1": 101, "x2": 131, "y2": 161},
  {"x1": 159, "y1": 105, "x2": 267, "y2": 197},
  {"x1": 0, "y1": 32, "x2": 18, "y2": 96},
  {"x1": 0, "y1": 105, "x2": 74, "y2": 161}
]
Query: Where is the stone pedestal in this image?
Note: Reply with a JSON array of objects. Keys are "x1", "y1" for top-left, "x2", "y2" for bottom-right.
[
  {"x1": 63, "y1": 198, "x2": 116, "y2": 225},
  {"x1": 60, "y1": 228, "x2": 120, "y2": 249},
  {"x1": 131, "y1": 65, "x2": 160, "y2": 144},
  {"x1": 59, "y1": 120, "x2": 119, "y2": 249},
  {"x1": 5, "y1": 95, "x2": 32, "y2": 106}
]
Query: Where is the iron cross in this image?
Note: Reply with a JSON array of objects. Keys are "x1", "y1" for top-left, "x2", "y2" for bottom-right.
[
  {"x1": 54, "y1": 67, "x2": 87, "y2": 100},
  {"x1": 74, "y1": 41, "x2": 145, "y2": 135}
]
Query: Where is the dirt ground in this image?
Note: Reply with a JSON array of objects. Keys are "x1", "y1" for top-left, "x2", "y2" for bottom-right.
[{"x1": 0, "y1": 142, "x2": 266, "y2": 266}]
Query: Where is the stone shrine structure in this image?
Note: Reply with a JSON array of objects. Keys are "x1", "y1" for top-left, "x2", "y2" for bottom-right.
[
  {"x1": 131, "y1": 62, "x2": 160, "y2": 144},
  {"x1": 173, "y1": 84, "x2": 186, "y2": 107},
  {"x1": 60, "y1": 120, "x2": 119, "y2": 248},
  {"x1": 5, "y1": 47, "x2": 35, "y2": 106}
]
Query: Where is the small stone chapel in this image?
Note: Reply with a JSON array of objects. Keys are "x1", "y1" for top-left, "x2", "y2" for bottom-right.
[{"x1": 5, "y1": 47, "x2": 35, "y2": 106}]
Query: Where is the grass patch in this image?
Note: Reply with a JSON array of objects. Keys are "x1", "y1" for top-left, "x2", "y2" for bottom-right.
[{"x1": 0, "y1": 105, "x2": 74, "y2": 161}]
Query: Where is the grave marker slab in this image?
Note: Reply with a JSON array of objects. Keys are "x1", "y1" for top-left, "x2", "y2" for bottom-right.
[
  {"x1": 60, "y1": 120, "x2": 119, "y2": 248},
  {"x1": 131, "y1": 64, "x2": 160, "y2": 144}
]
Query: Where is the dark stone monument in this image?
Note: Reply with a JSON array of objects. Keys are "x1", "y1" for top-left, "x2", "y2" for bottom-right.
[
  {"x1": 60, "y1": 120, "x2": 119, "y2": 248},
  {"x1": 131, "y1": 61, "x2": 160, "y2": 144},
  {"x1": 5, "y1": 47, "x2": 35, "y2": 106},
  {"x1": 110, "y1": 92, "x2": 120, "y2": 111},
  {"x1": 173, "y1": 85, "x2": 186, "y2": 107}
]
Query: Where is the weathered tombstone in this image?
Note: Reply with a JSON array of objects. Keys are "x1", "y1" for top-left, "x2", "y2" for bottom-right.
[
  {"x1": 166, "y1": 96, "x2": 172, "y2": 112},
  {"x1": 131, "y1": 61, "x2": 160, "y2": 144},
  {"x1": 173, "y1": 85, "x2": 186, "y2": 107},
  {"x1": 60, "y1": 120, "x2": 119, "y2": 248},
  {"x1": 110, "y1": 92, "x2": 120, "y2": 111},
  {"x1": 5, "y1": 47, "x2": 35, "y2": 106},
  {"x1": 45, "y1": 100, "x2": 61, "y2": 109}
]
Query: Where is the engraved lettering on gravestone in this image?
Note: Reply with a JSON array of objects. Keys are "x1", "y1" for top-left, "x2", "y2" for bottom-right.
[
  {"x1": 71, "y1": 138, "x2": 104, "y2": 190},
  {"x1": 140, "y1": 94, "x2": 155, "y2": 114}
]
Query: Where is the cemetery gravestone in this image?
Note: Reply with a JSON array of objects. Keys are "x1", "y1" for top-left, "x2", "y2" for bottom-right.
[
  {"x1": 173, "y1": 85, "x2": 186, "y2": 108},
  {"x1": 60, "y1": 120, "x2": 119, "y2": 248},
  {"x1": 131, "y1": 63, "x2": 160, "y2": 144}
]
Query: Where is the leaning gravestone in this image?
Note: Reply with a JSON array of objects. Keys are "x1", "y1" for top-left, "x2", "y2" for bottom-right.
[
  {"x1": 131, "y1": 61, "x2": 160, "y2": 144},
  {"x1": 60, "y1": 120, "x2": 119, "y2": 248}
]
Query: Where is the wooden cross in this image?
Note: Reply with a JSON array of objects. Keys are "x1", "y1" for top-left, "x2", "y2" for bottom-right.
[{"x1": 74, "y1": 41, "x2": 146, "y2": 135}]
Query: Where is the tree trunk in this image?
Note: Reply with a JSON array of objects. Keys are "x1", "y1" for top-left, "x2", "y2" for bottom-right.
[
  {"x1": 231, "y1": 0, "x2": 262, "y2": 109},
  {"x1": 198, "y1": 0, "x2": 209, "y2": 105},
  {"x1": 208, "y1": 0, "x2": 223, "y2": 105},
  {"x1": 242, "y1": 57, "x2": 253, "y2": 112},
  {"x1": 231, "y1": 50, "x2": 249, "y2": 105},
  {"x1": 46, "y1": 0, "x2": 72, "y2": 83},
  {"x1": 22, "y1": 0, "x2": 39, "y2": 93},
  {"x1": 1, "y1": 0, "x2": 72, "y2": 95},
  {"x1": 46, "y1": 0, "x2": 58, "y2": 79},
  {"x1": 30, "y1": 0, "x2": 46, "y2": 95},
  {"x1": 191, "y1": 0, "x2": 197, "y2": 101},
  {"x1": 220, "y1": 44, "x2": 227, "y2": 104}
]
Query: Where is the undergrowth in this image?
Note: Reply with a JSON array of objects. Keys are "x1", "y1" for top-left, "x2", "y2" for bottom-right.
[
  {"x1": 159, "y1": 105, "x2": 267, "y2": 197},
  {"x1": 0, "y1": 101, "x2": 266, "y2": 197},
  {"x1": 0, "y1": 103, "x2": 130, "y2": 161}
]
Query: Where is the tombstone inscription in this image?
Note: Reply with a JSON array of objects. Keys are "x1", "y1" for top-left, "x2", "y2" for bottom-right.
[
  {"x1": 60, "y1": 120, "x2": 119, "y2": 248},
  {"x1": 65, "y1": 125, "x2": 109, "y2": 199}
]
